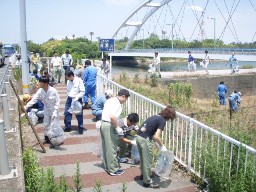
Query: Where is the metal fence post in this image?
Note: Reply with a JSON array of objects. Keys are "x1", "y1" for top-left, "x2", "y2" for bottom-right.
[
  {"x1": 187, "y1": 117, "x2": 194, "y2": 171},
  {"x1": 0, "y1": 120, "x2": 10, "y2": 175},
  {"x1": 4, "y1": 82, "x2": 13, "y2": 110},
  {"x1": 1, "y1": 94, "x2": 11, "y2": 131}
]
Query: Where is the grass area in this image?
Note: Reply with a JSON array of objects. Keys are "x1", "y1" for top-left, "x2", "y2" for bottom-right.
[{"x1": 113, "y1": 72, "x2": 256, "y2": 148}]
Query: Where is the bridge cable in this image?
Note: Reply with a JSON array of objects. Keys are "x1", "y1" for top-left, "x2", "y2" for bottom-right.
[{"x1": 249, "y1": 0, "x2": 256, "y2": 12}]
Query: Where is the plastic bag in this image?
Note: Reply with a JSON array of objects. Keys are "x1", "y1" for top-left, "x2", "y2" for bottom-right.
[
  {"x1": 148, "y1": 64, "x2": 156, "y2": 73},
  {"x1": 47, "y1": 118, "x2": 65, "y2": 146},
  {"x1": 68, "y1": 100, "x2": 82, "y2": 115},
  {"x1": 28, "y1": 110, "x2": 38, "y2": 125},
  {"x1": 131, "y1": 143, "x2": 140, "y2": 164},
  {"x1": 154, "y1": 150, "x2": 174, "y2": 179}
]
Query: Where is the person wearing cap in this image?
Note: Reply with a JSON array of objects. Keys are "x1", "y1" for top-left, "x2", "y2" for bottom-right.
[
  {"x1": 23, "y1": 93, "x2": 44, "y2": 122},
  {"x1": 51, "y1": 52, "x2": 62, "y2": 83},
  {"x1": 136, "y1": 106, "x2": 176, "y2": 188},
  {"x1": 217, "y1": 81, "x2": 228, "y2": 105},
  {"x1": 91, "y1": 90, "x2": 113, "y2": 120},
  {"x1": 117, "y1": 113, "x2": 139, "y2": 163},
  {"x1": 64, "y1": 70, "x2": 85, "y2": 134},
  {"x1": 24, "y1": 76, "x2": 60, "y2": 146},
  {"x1": 61, "y1": 50, "x2": 73, "y2": 84},
  {"x1": 101, "y1": 89, "x2": 130, "y2": 176},
  {"x1": 100, "y1": 58, "x2": 110, "y2": 88},
  {"x1": 82, "y1": 60, "x2": 97, "y2": 108},
  {"x1": 74, "y1": 64, "x2": 85, "y2": 78},
  {"x1": 151, "y1": 52, "x2": 161, "y2": 78},
  {"x1": 228, "y1": 52, "x2": 238, "y2": 74},
  {"x1": 228, "y1": 90, "x2": 241, "y2": 112}
]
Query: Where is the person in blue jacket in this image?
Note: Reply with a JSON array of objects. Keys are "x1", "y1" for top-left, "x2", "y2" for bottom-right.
[
  {"x1": 91, "y1": 90, "x2": 113, "y2": 120},
  {"x1": 228, "y1": 90, "x2": 241, "y2": 112},
  {"x1": 217, "y1": 81, "x2": 228, "y2": 105},
  {"x1": 82, "y1": 60, "x2": 97, "y2": 109}
]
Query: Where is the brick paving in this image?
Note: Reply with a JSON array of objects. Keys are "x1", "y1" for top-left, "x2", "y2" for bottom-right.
[{"x1": 34, "y1": 82, "x2": 196, "y2": 192}]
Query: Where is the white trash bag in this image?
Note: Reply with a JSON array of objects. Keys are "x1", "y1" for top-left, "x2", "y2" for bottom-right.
[
  {"x1": 68, "y1": 100, "x2": 82, "y2": 115},
  {"x1": 154, "y1": 150, "x2": 174, "y2": 179},
  {"x1": 148, "y1": 64, "x2": 156, "y2": 73},
  {"x1": 47, "y1": 118, "x2": 65, "y2": 146},
  {"x1": 131, "y1": 142, "x2": 140, "y2": 164},
  {"x1": 28, "y1": 110, "x2": 38, "y2": 125}
]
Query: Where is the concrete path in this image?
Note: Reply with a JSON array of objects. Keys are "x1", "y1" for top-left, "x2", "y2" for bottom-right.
[{"x1": 35, "y1": 82, "x2": 196, "y2": 191}]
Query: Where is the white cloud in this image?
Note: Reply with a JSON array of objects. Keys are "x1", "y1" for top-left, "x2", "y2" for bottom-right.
[{"x1": 103, "y1": 0, "x2": 137, "y2": 6}]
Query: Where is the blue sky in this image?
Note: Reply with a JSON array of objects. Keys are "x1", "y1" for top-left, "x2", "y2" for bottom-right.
[{"x1": 0, "y1": 0, "x2": 255, "y2": 44}]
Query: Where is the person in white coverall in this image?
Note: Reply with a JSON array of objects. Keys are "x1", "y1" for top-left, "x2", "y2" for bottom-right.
[{"x1": 24, "y1": 76, "x2": 60, "y2": 144}]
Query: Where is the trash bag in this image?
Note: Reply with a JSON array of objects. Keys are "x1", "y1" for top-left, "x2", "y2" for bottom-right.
[
  {"x1": 47, "y1": 118, "x2": 65, "y2": 146},
  {"x1": 131, "y1": 142, "x2": 140, "y2": 164},
  {"x1": 28, "y1": 110, "x2": 38, "y2": 125},
  {"x1": 68, "y1": 100, "x2": 82, "y2": 115},
  {"x1": 154, "y1": 150, "x2": 174, "y2": 179},
  {"x1": 95, "y1": 120, "x2": 102, "y2": 131},
  {"x1": 148, "y1": 64, "x2": 156, "y2": 73}
]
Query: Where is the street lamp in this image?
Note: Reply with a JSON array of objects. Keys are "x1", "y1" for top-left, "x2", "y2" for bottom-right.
[
  {"x1": 89, "y1": 32, "x2": 94, "y2": 42},
  {"x1": 166, "y1": 23, "x2": 174, "y2": 51},
  {"x1": 208, "y1": 17, "x2": 216, "y2": 49},
  {"x1": 141, "y1": 29, "x2": 145, "y2": 49}
]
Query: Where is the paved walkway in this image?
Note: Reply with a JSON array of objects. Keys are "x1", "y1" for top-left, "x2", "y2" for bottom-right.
[{"x1": 35, "y1": 82, "x2": 196, "y2": 192}]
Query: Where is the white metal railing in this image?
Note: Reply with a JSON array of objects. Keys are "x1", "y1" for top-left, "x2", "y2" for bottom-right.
[{"x1": 96, "y1": 74, "x2": 256, "y2": 180}]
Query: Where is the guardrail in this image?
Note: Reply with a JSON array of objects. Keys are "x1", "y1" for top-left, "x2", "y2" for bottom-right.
[{"x1": 96, "y1": 74, "x2": 256, "y2": 184}]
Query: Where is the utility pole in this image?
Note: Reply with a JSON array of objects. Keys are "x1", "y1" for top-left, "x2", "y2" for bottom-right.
[
  {"x1": 141, "y1": 29, "x2": 145, "y2": 49},
  {"x1": 89, "y1": 32, "x2": 94, "y2": 42},
  {"x1": 19, "y1": 0, "x2": 29, "y2": 93},
  {"x1": 166, "y1": 24, "x2": 174, "y2": 51}
]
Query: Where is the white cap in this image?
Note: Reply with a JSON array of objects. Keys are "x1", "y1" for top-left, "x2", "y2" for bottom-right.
[
  {"x1": 238, "y1": 92, "x2": 241, "y2": 96},
  {"x1": 105, "y1": 90, "x2": 113, "y2": 98}
]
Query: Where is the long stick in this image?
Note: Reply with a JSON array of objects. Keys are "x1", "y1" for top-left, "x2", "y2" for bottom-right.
[{"x1": 9, "y1": 80, "x2": 46, "y2": 153}]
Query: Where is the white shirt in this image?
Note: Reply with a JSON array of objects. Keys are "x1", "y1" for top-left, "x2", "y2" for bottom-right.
[
  {"x1": 66, "y1": 76, "x2": 85, "y2": 99},
  {"x1": 51, "y1": 56, "x2": 62, "y2": 67},
  {"x1": 152, "y1": 55, "x2": 160, "y2": 66},
  {"x1": 15, "y1": 59, "x2": 22, "y2": 67},
  {"x1": 101, "y1": 97, "x2": 122, "y2": 122},
  {"x1": 61, "y1": 54, "x2": 73, "y2": 66}
]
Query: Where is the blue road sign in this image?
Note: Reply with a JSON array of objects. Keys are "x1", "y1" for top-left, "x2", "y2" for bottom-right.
[{"x1": 99, "y1": 39, "x2": 115, "y2": 52}]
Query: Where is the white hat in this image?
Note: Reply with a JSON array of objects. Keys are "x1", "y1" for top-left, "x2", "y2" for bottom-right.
[
  {"x1": 238, "y1": 92, "x2": 241, "y2": 96},
  {"x1": 105, "y1": 90, "x2": 113, "y2": 98}
]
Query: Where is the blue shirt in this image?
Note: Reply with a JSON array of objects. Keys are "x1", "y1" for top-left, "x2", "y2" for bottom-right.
[
  {"x1": 27, "y1": 100, "x2": 44, "y2": 112},
  {"x1": 91, "y1": 95, "x2": 106, "y2": 111},
  {"x1": 217, "y1": 84, "x2": 227, "y2": 95},
  {"x1": 188, "y1": 54, "x2": 195, "y2": 62},
  {"x1": 83, "y1": 66, "x2": 97, "y2": 86},
  {"x1": 229, "y1": 93, "x2": 241, "y2": 103},
  {"x1": 30, "y1": 73, "x2": 40, "y2": 80}
]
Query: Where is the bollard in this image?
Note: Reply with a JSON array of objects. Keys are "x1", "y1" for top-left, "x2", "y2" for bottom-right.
[
  {"x1": 0, "y1": 120, "x2": 10, "y2": 175},
  {"x1": 1, "y1": 94, "x2": 11, "y2": 131},
  {"x1": 4, "y1": 82, "x2": 13, "y2": 110}
]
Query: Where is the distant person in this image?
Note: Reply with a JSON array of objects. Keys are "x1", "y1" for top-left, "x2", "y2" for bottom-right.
[
  {"x1": 228, "y1": 90, "x2": 241, "y2": 112},
  {"x1": 100, "y1": 58, "x2": 110, "y2": 88},
  {"x1": 30, "y1": 69, "x2": 40, "y2": 80},
  {"x1": 82, "y1": 60, "x2": 97, "y2": 109},
  {"x1": 64, "y1": 70, "x2": 85, "y2": 134},
  {"x1": 200, "y1": 50, "x2": 210, "y2": 73},
  {"x1": 187, "y1": 51, "x2": 196, "y2": 71},
  {"x1": 74, "y1": 64, "x2": 85, "y2": 78},
  {"x1": 217, "y1": 81, "x2": 228, "y2": 105},
  {"x1": 101, "y1": 89, "x2": 130, "y2": 176},
  {"x1": 136, "y1": 106, "x2": 176, "y2": 188},
  {"x1": 151, "y1": 52, "x2": 161, "y2": 78},
  {"x1": 51, "y1": 52, "x2": 62, "y2": 83},
  {"x1": 91, "y1": 90, "x2": 113, "y2": 120},
  {"x1": 30, "y1": 51, "x2": 40, "y2": 72},
  {"x1": 15, "y1": 55, "x2": 22, "y2": 68},
  {"x1": 24, "y1": 76, "x2": 60, "y2": 147},
  {"x1": 228, "y1": 52, "x2": 239, "y2": 74},
  {"x1": 61, "y1": 50, "x2": 73, "y2": 83},
  {"x1": 43, "y1": 70, "x2": 55, "y2": 87}
]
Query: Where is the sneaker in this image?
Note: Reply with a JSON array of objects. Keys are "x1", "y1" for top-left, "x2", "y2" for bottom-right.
[
  {"x1": 118, "y1": 157, "x2": 127, "y2": 163},
  {"x1": 143, "y1": 182, "x2": 159, "y2": 188},
  {"x1": 79, "y1": 129, "x2": 84, "y2": 134},
  {"x1": 64, "y1": 127, "x2": 71, "y2": 132},
  {"x1": 109, "y1": 169, "x2": 124, "y2": 176}
]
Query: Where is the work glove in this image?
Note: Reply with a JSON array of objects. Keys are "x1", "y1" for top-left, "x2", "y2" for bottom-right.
[
  {"x1": 134, "y1": 125, "x2": 139, "y2": 131},
  {"x1": 31, "y1": 108, "x2": 38, "y2": 113},
  {"x1": 20, "y1": 113, "x2": 25, "y2": 118},
  {"x1": 115, "y1": 126, "x2": 124, "y2": 136},
  {"x1": 160, "y1": 145, "x2": 167, "y2": 152},
  {"x1": 130, "y1": 140, "x2": 137, "y2": 146},
  {"x1": 52, "y1": 110, "x2": 58, "y2": 120}
]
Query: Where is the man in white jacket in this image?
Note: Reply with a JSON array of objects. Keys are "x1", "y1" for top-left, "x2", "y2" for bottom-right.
[
  {"x1": 24, "y1": 76, "x2": 60, "y2": 144},
  {"x1": 64, "y1": 70, "x2": 85, "y2": 134},
  {"x1": 152, "y1": 52, "x2": 161, "y2": 78}
]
